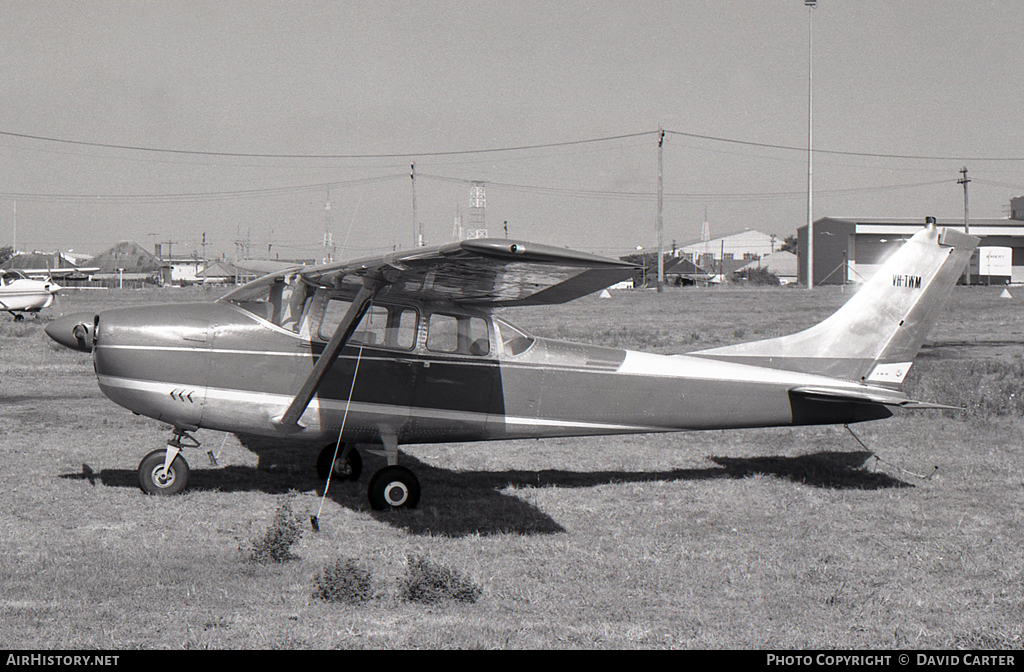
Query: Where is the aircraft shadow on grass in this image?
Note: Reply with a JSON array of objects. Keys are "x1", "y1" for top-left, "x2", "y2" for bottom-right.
[{"x1": 61, "y1": 436, "x2": 910, "y2": 538}]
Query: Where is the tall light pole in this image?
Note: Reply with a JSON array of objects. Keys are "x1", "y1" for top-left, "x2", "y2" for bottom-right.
[
  {"x1": 656, "y1": 128, "x2": 664, "y2": 292},
  {"x1": 806, "y1": 0, "x2": 816, "y2": 288}
]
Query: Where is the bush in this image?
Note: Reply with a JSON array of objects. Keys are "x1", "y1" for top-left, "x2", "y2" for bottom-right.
[
  {"x1": 312, "y1": 557, "x2": 374, "y2": 604},
  {"x1": 398, "y1": 555, "x2": 482, "y2": 604},
  {"x1": 246, "y1": 497, "x2": 303, "y2": 564},
  {"x1": 734, "y1": 267, "x2": 780, "y2": 286}
]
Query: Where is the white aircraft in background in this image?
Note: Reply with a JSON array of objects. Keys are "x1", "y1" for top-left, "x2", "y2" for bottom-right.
[
  {"x1": 0, "y1": 270, "x2": 60, "y2": 320},
  {"x1": 14, "y1": 266, "x2": 100, "y2": 280}
]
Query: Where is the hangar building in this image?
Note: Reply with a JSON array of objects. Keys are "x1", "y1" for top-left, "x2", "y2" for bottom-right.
[{"x1": 798, "y1": 203, "x2": 1024, "y2": 285}]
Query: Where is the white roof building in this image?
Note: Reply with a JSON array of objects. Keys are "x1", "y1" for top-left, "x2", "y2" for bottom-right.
[{"x1": 674, "y1": 230, "x2": 777, "y2": 262}]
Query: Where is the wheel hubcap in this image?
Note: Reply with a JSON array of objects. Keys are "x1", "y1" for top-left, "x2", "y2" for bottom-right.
[
  {"x1": 152, "y1": 466, "x2": 175, "y2": 488},
  {"x1": 383, "y1": 481, "x2": 408, "y2": 506},
  {"x1": 333, "y1": 457, "x2": 352, "y2": 477}
]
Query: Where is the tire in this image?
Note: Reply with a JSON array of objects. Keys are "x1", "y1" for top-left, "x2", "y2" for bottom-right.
[
  {"x1": 367, "y1": 466, "x2": 420, "y2": 510},
  {"x1": 138, "y1": 449, "x2": 190, "y2": 496},
  {"x1": 316, "y1": 443, "x2": 362, "y2": 481}
]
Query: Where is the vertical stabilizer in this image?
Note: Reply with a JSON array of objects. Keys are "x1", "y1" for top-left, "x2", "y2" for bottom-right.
[{"x1": 691, "y1": 223, "x2": 978, "y2": 387}]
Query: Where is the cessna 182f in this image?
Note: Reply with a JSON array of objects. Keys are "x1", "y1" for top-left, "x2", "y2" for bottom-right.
[
  {"x1": 0, "y1": 270, "x2": 60, "y2": 320},
  {"x1": 45, "y1": 221, "x2": 976, "y2": 509}
]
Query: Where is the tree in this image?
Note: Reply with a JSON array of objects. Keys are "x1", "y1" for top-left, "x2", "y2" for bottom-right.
[
  {"x1": 779, "y1": 235, "x2": 798, "y2": 254},
  {"x1": 0, "y1": 245, "x2": 12, "y2": 265}
]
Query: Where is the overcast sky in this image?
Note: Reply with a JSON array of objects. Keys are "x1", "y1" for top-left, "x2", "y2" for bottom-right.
[{"x1": 1, "y1": 0, "x2": 1022, "y2": 260}]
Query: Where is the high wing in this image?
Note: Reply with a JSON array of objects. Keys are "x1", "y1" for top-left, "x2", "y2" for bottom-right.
[
  {"x1": 298, "y1": 238, "x2": 638, "y2": 306},
  {"x1": 266, "y1": 238, "x2": 636, "y2": 430}
]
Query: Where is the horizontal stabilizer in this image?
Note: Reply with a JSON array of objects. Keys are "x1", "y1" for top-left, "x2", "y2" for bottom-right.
[{"x1": 790, "y1": 386, "x2": 962, "y2": 411}]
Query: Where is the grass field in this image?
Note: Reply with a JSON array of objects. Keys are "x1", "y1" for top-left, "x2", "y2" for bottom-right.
[{"x1": 1, "y1": 284, "x2": 1023, "y2": 649}]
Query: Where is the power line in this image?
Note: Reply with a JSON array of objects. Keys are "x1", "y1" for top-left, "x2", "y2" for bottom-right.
[
  {"x1": 7, "y1": 126, "x2": 1024, "y2": 162},
  {"x1": 421, "y1": 173, "x2": 955, "y2": 203},
  {"x1": 0, "y1": 129, "x2": 656, "y2": 159},
  {"x1": 666, "y1": 130, "x2": 1024, "y2": 162},
  {"x1": 0, "y1": 174, "x2": 405, "y2": 204},
  {"x1": 0, "y1": 164, "x2": 959, "y2": 207}
]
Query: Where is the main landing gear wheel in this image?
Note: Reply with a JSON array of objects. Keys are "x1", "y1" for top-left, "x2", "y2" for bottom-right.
[
  {"x1": 316, "y1": 443, "x2": 363, "y2": 481},
  {"x1": 138, "y1": 449, "x2": 190, "y2": 496},
  {"x1": 367, "y1": 466, "x2": 420, "y2": 510}
]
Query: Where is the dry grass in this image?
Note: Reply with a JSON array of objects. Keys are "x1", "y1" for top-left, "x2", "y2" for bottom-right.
[{"x1": 1, "y1": 284, "x2": 1023, "y2": 648}]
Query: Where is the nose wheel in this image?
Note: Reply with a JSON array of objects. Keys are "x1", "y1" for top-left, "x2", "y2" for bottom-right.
[
  {"x1": 138, "y1": 449, "x2": 190, "y2": 495},
  {"x1": 138, "y1": 428, "x2": 199, "y2": 495}
]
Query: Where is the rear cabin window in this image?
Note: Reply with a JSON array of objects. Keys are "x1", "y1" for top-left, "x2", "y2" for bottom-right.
[
  {"x1": 426, "y1": 314, "x2": 490, "y2": 356},
  {"x1": 495, "y1": 318, "x2": 535, "y2": 356},
  {"x1": 319, "y1": 300, "x2": 417, "y2": 350}
]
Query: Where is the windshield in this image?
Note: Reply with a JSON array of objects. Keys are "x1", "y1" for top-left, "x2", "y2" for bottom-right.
[
  {"x1": 1, "y1": 270, "x2": 27, "y2": 284},
  {"x1": 220, "y1": 271, "x2": 312, "y2": 332}
]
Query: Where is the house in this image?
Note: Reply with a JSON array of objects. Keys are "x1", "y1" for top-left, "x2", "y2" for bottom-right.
[{"x1": 673, "y1": 230, "x2": 778, "y2": 269}]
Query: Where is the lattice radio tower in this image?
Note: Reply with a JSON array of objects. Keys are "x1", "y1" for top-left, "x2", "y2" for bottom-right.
[
  {"x1": 467, "y1": 181, "x2": 487, "y2": 239},
  {"x1": 323, "y1": 186, "x2": 334, "y2": 263}
]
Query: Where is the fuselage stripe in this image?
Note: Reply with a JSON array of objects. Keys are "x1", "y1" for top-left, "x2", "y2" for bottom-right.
[{"x1": 95, "y1": 374, "x2": 664, "y2": 433}]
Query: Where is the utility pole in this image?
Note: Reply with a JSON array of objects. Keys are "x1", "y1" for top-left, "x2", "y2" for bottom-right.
[
  {"x1": 958, "y1": 166, "x2": 971, "y2": 235},
  {"x1": 656, "y1": 128, "x2": 664, "y2": 292},
  {"x1": 806, "y1": 0, "x2": 816, "y2": 289},
  {"x1": 958, "y1": 166, "x2": 971, "y2": 285},
  {"x1": 411, "y1": 163, "x2": 419, "y2": 247}
]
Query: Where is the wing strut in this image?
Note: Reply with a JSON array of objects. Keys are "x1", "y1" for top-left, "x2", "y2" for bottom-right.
[{"x1": 276, "y1": 280, "x2": 379, "y2": 430}]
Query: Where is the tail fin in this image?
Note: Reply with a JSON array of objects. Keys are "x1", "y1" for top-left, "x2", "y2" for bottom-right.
[{"x1": 691, "y1": 222, "x2": 978, "y2": 387}]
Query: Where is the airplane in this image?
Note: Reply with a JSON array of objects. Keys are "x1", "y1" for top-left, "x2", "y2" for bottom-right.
[
  {"x1": 0, "y1": 270, "x2": 61, "y2": 320},
  {"x1": 2, "y1": 251, "x2": 100, "y2": 280},
  {"x1": 10, "y1": 266, "x2": 101, "y2": 280},
  {"x1": 44, "y1": 219, "x2": 977, "y2": 510}
]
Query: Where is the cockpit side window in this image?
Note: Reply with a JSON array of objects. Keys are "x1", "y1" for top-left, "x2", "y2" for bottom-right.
[
  {"x1": 319, "y1": 299, "x2": 418, "y2": 350},
  {"x1": 426, "y1": 313, "x2": 490, "y2": 356}
]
